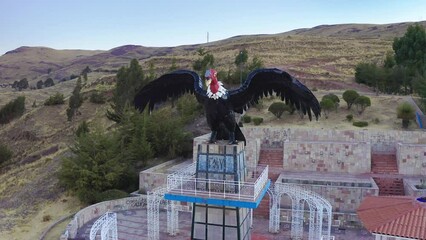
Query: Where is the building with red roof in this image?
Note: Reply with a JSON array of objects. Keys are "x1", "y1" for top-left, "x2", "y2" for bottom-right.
[{"x1": 357, "y1": 196, "x2": 426, "y2": 240}]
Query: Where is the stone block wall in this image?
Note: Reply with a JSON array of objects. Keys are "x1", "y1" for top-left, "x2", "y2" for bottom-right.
[
  {"x1": 285, "y1": 183, "x2": 378, "y2": 213},
  {"x1": 139, "y1": 159, "x2": 184, "y2": 192},
  {"x1": 404, "y1": 179, "x2": 426, "y2": 197},
  {"x1": 242, "y1": 127, "x2": 426, "y2": 145},
  {"x1": 283, "y1": 141, "x2": 371, "y2": 173},
  {"x1": 193, "y1": 134, "x2": 260, "y2": 168},
  {"x1": 397, "y1": 143, "x2": 426, "y2": 175}
]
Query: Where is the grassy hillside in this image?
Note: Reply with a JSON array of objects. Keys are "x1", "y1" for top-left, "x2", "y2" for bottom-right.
[
  {"x1": 0, "y1": 21, "x2": 424, "y2": 238},
  {"x1": 2, "y1": 21, "x2": 424, "y2": 88}
]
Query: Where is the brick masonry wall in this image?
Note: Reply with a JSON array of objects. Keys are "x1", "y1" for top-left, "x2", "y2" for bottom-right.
[
  {"x1": 283, "y1": 141, "x2": 371, "y2": 173},
  {"x1": 397, "y1": 143, "x2": 426, "y2": 175}
]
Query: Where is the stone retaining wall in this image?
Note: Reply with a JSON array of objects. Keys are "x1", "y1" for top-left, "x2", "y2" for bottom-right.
[
  {"x1": 404, "y1": 178, "x2": 426, "y2": 197},
  {"x1": 283, "y1": 140, "x2": 371, "y2": 173},
  {"x1": 397, "y1": 143, "x2": 426, "y2": 175}
]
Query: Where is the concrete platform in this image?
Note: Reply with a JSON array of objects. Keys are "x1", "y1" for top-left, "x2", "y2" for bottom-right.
[{"x1": 76, "y1": 208, "x2": 375, "y2": 240}]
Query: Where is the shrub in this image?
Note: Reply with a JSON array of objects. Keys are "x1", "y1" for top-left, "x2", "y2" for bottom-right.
[
  {"x1": 320, "y1": 98, "x2": 334, "y2": 118},
  {"x1": 346, "y1": 114, "x2": 353, "y2": 121},
  {"x1": 76, "y1": 121, "x2": 90, "y2": 137},
  {"x1": 0, "y1": 96, "x2": 25, "y2": 124},
  {"x1": 352, "y1": 121, "x2": 369, "y2": 127},
  {"x1": 44, "y1": 93, "x2": 65, "y2": 106},
  {"x1": 252, "y1": 117, "x2": 263, "y2": 125},
  {"x1": 242, "y1": 115, "x2": 251, "y2": 123},
  {"x1": 372, "y1": 118, "x2": 380, "y2": 124},
  {"x1": 89, "y1": 92, "x2": 106, "y2": 104},
  {"x1": 342, "y1": 90, "x2": 359, "y2": 110},
  {"x1": 96, "y1": 189, "x2": 128, "y2": 202},
  {"x1": 176, "y1": 94, "x2": 202, "y2": 124},
  {"x1": 0, "y1": 143, "x2": 13, "y2": 165},
  {"x1": 42, "y1": 215, "x2": 52, "y2": 222},
  {"x1": 397, "y1": 102, "x2": 415, "y2": 128},
  {"x1": 268, "y1": 102, "x2": 287, "y2": 118},
  {"x1": 322, "y1": 93, "x2": 340, "y2": 104},
  {"x1": 354, "y1": 96, "x2": 371, "y2": 115}
]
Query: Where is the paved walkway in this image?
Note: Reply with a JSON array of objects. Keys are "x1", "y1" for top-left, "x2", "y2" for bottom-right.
[{"x1": 76, "y1": 209, "x2": 375, "y2": 240}]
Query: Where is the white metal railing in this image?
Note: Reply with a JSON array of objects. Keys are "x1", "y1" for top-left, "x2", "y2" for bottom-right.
[
  {"x1": 89, "y1": 212, "x2": 117, "y2": 240},
  {"x1": 254, "y1": 165, "x2": 269, "y2": 198},
  {"x1": 166, "y1": 165, "x2": 268, "y2": 202}
]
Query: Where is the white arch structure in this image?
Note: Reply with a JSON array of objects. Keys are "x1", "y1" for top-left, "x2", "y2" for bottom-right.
[
  {"x1": 147, "y1": 162, "x2": 196, "y2": 240},
  {"x1": 89, "y1": 212, "x2": 118, "y2": 240},
  {"x1": 269, "y1": 183, "x2": 332, "y2": 240}
]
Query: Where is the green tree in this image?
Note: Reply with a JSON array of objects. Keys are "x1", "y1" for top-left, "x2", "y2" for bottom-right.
[
  {"x1": 320, "y1": 98, "x2": 335, "y2": 118},
  {"x1": 384, "y1": 51, "x2": 396, "y2": 69},
  {"x1": 107, "y1": 59, "x2": 145, "y2": 122},
  {"x1": 59, "y1": 129, "x2": 127, "y2": 203},
  {"x1": 36, "y1": 80, "x2": 44, "y2": 89},
  {"x1": 67, "y1": 78, "x2": 84, "y2": 121},
  {"x1": 397, "y1": 102, "x2": 415, "y2": 128},
  {"x1": 145, "y1": 61, "x2": 157, "y2": 81},
  {"x1": 393, "y1": 24, "x2": 426, "y2": 77},
  {"x1": 192, "y1": 48, "x2": 215, "y2": 76},
  {"x1": 44, "y1": 78, "x2": 55, "y2": 87},
  {"x1": 145, "y1": 107, "x2": 192, "y2": 158},
  {"x1": 354, "y1": 95, "x2": 371, "y2": 115},
  {"x1": 81, "y1": 66, "x2": 91, "y2": 85},
  {"x1": 268, "y1": 102, "x2": 290, "y2": 118},
  {"x1": 44, "y1": 93, "x2": 65, "y2": 106},
  {"x1": 322, "y1": 93, "x2": 340, "y2": 112},
  {"x1": 393, "y1": 24, "x2": 426, "y2": 94},
  {"x1": 248, "y1": 56, "x2": 264, "y2": 71},
  {"x1": 75, "y1": 120, "x2": 90, "y2": 137},
  {"x1": 169, "y1": 57, "x2": 178, "y2": 72},
  {"x1": 14, "y1": 78, "x2": 29, "y2": 91},
  {"x1": 235, "y1": 49, "x2": 249, "y2": 83},
  {"x1": 342, "y1": 90, "x2": 360, "y2": 110},
  {"x1": 118, "y1": 109, "x2": 153, "y2": 167}
]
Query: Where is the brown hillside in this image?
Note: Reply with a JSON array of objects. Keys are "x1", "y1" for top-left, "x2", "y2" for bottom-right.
[{"x1": 1, "y1": 21, "x2": 424, "y2": 88}]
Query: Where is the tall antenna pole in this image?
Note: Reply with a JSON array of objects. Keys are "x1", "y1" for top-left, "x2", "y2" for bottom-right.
[{"x1": 207, "y1": 32, "x2": 209, "y2": 43}]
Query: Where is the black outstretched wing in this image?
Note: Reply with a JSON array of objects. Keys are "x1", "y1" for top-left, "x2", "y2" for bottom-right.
[
  {"x1": 229, "y1": 68, "x2": 320, "y2": 120},
  {"x1": 134, "y1": 70, "x2": 207, "y2": 112}
]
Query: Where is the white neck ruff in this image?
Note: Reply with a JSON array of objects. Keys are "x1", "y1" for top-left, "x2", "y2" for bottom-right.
[{"x1": 207, "y1": 81, "x2": 227, "y2": 100}]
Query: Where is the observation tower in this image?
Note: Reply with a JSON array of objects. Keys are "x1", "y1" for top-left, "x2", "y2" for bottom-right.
[{"x1": 164, "y1": 141, "x2": 270, "y2": 240}]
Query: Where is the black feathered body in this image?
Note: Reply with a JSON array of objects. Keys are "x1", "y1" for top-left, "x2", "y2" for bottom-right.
[{"x1": 134, "y1": 68, "x2": 320, "y2": 145}]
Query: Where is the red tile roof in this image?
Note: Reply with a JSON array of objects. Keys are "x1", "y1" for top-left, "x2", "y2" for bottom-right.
[{"x1": 357, "y1": 196, "x2": 426, "y2": 239}]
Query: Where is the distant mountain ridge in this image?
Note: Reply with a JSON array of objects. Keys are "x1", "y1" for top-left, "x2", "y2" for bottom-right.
[{"x1": 0, "y1": 21, "x2": 425, "y2": 84}]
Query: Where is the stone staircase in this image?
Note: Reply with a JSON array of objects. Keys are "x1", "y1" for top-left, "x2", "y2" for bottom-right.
[
  {"x1": 373, "y1": 177, "x2": 405, "y2": 196},
  {"x1": 371, "y1": 154, "x2": 398, "y2": 174},
  {"x1": 254, "y1": 148, "x2": 283, "y2": 217},
  {"x1": 371, "y1": 153, "x2": 404, "y2": 196},
  {"x1": 258, "y1": 148, "x2": 283, "y2": 169}
]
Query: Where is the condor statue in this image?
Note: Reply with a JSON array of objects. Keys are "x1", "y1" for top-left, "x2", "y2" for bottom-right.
[{"x1": 134, "y1": 68, "x2": 320, "y2": 145}]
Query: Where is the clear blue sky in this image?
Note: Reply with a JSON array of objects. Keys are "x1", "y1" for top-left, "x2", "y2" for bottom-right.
[{"x1": 0, "y1": 0, "x2": 425, "y2": 55}]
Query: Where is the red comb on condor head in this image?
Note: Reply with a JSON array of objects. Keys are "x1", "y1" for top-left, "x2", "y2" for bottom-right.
[{"x1": 206, "y1": 69, "x2": 219, "y2": 94}]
